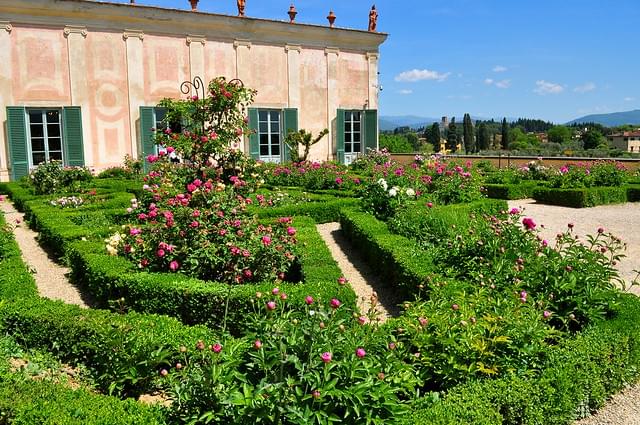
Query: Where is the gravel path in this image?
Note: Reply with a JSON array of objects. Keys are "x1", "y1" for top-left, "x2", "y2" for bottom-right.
[
  {"x1": 316, "y1": 222, "x2": 401, "y2": 320},
  {"x1": 507, "y1": 200, "x2": 640, "y2": 425},
  {"x1": 0, "y1": 198, "x2": 88, "y2": 308}
]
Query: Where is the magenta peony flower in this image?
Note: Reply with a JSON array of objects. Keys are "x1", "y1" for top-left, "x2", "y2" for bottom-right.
[
  {"x1": 337, "y1": 277, "x2": 347, "y2": 285},
  {"x1": 355, "y1": 348, "x2": 366, "y2": 358},
  {"x1": 522, "y1": 217, "x2": 536, "y2": 230},
  {"x1": 287, "y1": 226, "x2": 296, "y2": 236},
  {"x1": 156, "y1": 248, "x2": 165, "y2": 258},
  {"x1": 272, "y1": 287, "x2": 280, "y2": 295},
  {"x1": 330, "y1": 298, "x2": 341, "y2": 309},
  {"x1": 169, "y1": 260, "x2": 179, "y2": 271},
  {"x1": 509, "y1": 208, "x2": 520, "y2": 215},
  {"x1": 543, "y1": 310, "x2": 552, "y2": 319},
  {"x1": 254, "y1": 340, "x2": 263, "y2": 350},
  {"x1": 266, "y1": 301, "x2": 276, "y2": 311},
  {"x1": 129, "y1": 228, "x2": 141, "y2": 236},
  {"x1": 305, "y1": 296, "x2": 314, "y2": 305},
  {"x1": 211, "y1": 343, "x2": 222, "y2": 353},
  {"x1": 320, "y1": 352, "x2": 332, "y2": 363},
  {"x1": 262, "y1": 235, "x2": 272, "y2": 246}
]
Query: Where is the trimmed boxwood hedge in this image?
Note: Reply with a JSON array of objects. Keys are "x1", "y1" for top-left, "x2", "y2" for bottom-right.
[
  {"x1": 485, "y1": 181, "x2": 541, "y2": 200},
  {"x1": 532, "y1": 186, "x2": 628, "y2": 208},
  {"x1": 1, "y1": 183, "x2": 354, "y2": 333},
  {"x1": 408, "y1": 293, "x2": 640, "y2": 424},
  {"x1": 627, "y1": 184, "x2": 640, "y2": 202},
  {"x1": 339, "y1": 208, "x2": 436, "y2": 299}
]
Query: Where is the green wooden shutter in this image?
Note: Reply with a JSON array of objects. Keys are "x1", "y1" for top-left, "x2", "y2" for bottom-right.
[
  {"x1": 282, "y1": 108, "x2": 298, "y2": 162},
  {"x1": 6, "y1": 107, "x2": 29, "y2": 181},
  {"x1": 62, "y1": 107, "x2": 85, "y2": 167},
  {"x1": 364, "y1": 109, "x2": 378, "y2": 153},
  {"x1": 336, "y1": 109, "x2": 345, "y2": 164},
  {"x1": 248, "y1": 108, "x2": 259, "y2": 160},
  {"x1": 139, "y1": 106, "x2": 155, "y2": 172}
]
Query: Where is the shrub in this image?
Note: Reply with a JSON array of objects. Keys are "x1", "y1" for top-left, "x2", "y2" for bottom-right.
[
  {"x1": 29, "y1": 161, "x2": 92, "y2": 195},
  {"x1": 533, "y1": 186, "x2": 628, "y2": 207}
]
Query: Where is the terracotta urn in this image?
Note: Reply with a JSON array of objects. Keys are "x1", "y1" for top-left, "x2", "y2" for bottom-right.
[
  {"x1": 189, "y1": 0, "x2": 198, "y2": 11},
  {"x1": 288, "y1": 4, "x2": 298, "y2": 23},
  {"x1": 327, "y1": 10, "x2": 336, "y2": 28}
]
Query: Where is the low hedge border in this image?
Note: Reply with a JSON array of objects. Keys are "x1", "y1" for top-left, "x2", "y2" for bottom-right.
[
  {"x1": 532, "y1": 186, "x2": 628, "y2": 208},
  {"x1": 339, "y1": 207, "x2": 435, "y2": 299},
  {"x1": 249, "y1": 196, "x2": 359, "y2": 223},
  {"x1": 65, "y1": 215, "x2": 353, "y2": 333},
  {"x1": 485, "y1": 181, "x2": 541, "y2": 200},
  {"x1": 409, "y1": 293, "x2": 640, "y2": 424},
  {"x1": 0, "y1": 369, "x2": 166, "y2": 424},
  {"x1": 0, "y1": 182, "x2": 353, "y2": 332},
  {"x1": 627, "y1": 184, "x2": 640, "y2": 202}
]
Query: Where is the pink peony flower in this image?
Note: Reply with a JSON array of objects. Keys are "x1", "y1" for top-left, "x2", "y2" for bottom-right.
[
  {"x1": 312, "y1": 390, "x2": 321, "y2": 399},
  {"x1": 543, "y1": 310, "x2": 552, "y2": 319},
  {"x1": 522, "y1": 217, "x2": 536, "y2": 230},
  {"x1": 426, "y1": 202, "x2": 433, "y2": 208},
  {"x1": 330, "y1": 298, "x2": 341, "y2": 309},
  {"x1": 254, "y1": 340, "x2": 263, "y2": 350},
  {"x1": 211, "y1": 343, "x2": 222, "y2": 353},
  {"x1": 262, "y1": 235, "x2": 272, "y2": 246},
  {"x1": 156, "y1": 248, "x2": 165, "y2": 258},
  {"x1": 337, "y1": 277, "x2": 347, "y2": 285},
  {"x1": 358, "y1": 316, "x2": 367, "y2": 325},
  {"x1": 509, "y1": 208, "x2": 520, "y2": 215},
  {"x1": 452, "y1": 304, "x2": 459, "y2": 311},
  {"x1": 287, "y1": 226, "x2": 296, "y2": 236},
  {"x1": 169, "y1": 260, "x2": 179, "y2": 271},
  {"x1": 272, "y1": 287, "x2": 280, "y2": 295},
  {"x1": 266, "y1": 301, "x2": 276, "y2": 311},
  {"x1": 130, "y1": 228, "x2": 141, "y2": 236},
  {"x1": 305, "y1": 296, "x2": 314, "y2": 305},
  {"x1": 320, "y1": 352, "x2": 332, "y2": 363},
  {"x1": 355, "y1": 348, "x2": 366, "y2": 358}
]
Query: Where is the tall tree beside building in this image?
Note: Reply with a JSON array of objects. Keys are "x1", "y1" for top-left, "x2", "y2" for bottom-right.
[
  {"x1": 446, "y1": 118, "x2": 458, "y2": 152},
  {"x1": 501, "y1": 118, "x2": 510, "y2": 150},
  {"x1": 427, "y1": 122, "x2": 441, "y2": 152},
  {"x1": 477, "y1": 122, "x2": 490, "y2": 151},
  {"x1": 463, "y1": 113, "x2": 475, "y2": 153}
]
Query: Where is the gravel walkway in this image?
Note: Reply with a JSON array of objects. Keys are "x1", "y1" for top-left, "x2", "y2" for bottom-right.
[
  {"x1": 507, "y1": 199, "x2": 640, "y2": 425},
  {"x1": 0, "y1": 198, "x2": 88, "y2": 308},
  {"x1": 316, "y1": 222, "x2": 401, "y2": 320}
]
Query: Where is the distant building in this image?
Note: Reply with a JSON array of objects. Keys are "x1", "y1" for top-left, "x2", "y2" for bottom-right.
[{"x1": 607, "y1": 131, "x2": 640, "y2": 153}]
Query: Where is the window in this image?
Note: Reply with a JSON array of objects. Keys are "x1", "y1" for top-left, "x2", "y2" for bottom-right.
[
  {"x1": 258, "y1": 109, "x2": 281, "y2": 162},
  {"x1": 27, "y1": 109, "x2": 63, "y2": 167},
  {"x1": 344, "y1": 111, "x2": 362, "y2": 155},
  {"x1": 6, "y1": 106, "x2": 84, "y2": 180}
]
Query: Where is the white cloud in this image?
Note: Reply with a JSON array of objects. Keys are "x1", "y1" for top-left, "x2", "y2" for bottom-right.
[
  {"x1": 574, "y1": 82, "x2": 596, "y2": 93},
  {"x1": 493, "y1": 65, "x2": 508, "y2": 73},
  {"x1": 534, "y1": 80, "x2": 564, "y2": 95},
  {"x1": 484, "y1": 78, "x2": 510, "y2": 89},
  {"x1": 398, "y1": 89, "x2": 413, "y2": 95},
  {"x1": 624, "y1": 97, "x2": 636, "y2": 102},
  {"x1": 395, "y1": 69, "x2": 451, "y2": 82}
]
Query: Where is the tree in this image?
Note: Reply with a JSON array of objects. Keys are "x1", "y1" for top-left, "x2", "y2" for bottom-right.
[
  {"x1": 285, "y1": 128, "x2": 329, "y2": 161},
  {"x1": 463, "y1": 113, "x2": 475, "y2": 153},
  {"x1": 547, "y1": 125, "x2": 572, "y2": 144},
  {"x1": 446, "y1": 118, "x2": 458, "y2": 152},
  {"x1": 581, "y1": 129, "x2": 606, "y2": 150},
  {"x1": 426, "y1": 122, "x2": 441, "y2": 152},
  {"x1": 501, "y1": 118, "x2": 510, "y2": 150},
  {"x1": 406, "y1": 132, "x2": 420, "y2": 151},
  {"x1": 477, "y1": 122, "x2": 490, "y2": 151},
  {"x1": 379, "y1": 134, "x2": 413, "y2": 153}
]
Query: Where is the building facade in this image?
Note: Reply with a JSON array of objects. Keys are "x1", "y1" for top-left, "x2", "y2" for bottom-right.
[
  {"x1": 607, "y1": 131, "x2": 640, "y2": 153},
  {"x1": 0, "y1": 0, "x2": 386, "y2": 180}
]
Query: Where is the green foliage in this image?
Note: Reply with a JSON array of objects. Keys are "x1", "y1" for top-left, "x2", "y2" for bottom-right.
[
  {"x1": 97, "y1": 155, "x2": 143, "y2": 179},
  {"x1": 501, "y1": 118, "x2": 510, "y2": 150},
  {"x1": 446, "y1": 118, "x2": 458, "y2": 152},
  {"x1": 29, "y1": 161, "x2": 93, "y2": 195},
  {"x1": 477, "y1": 122, "x2": 490, "y2": 151},
  {"x1": 163, "y1": 296, "x2": 419, "y2": 424},
  {"x1": 463, "y1": 113, "x2": 475, "y2": 153},
  {"x1": 379, "y1": 134, "x2": 414, "y2": 153},
  {"x1": 547, "y1": 125, "x2": 573, "y2": 144},
  {"x1": 285, "y1": 128, "x2": 329, "y2": 162},
  {"x1": 426, "y1": 122, "x2": 442, "y2": 152},
  {"x1": 533, "y1": 186, "x2": 628, "y2": 207},
  {"x1": 484, "y1": 182, "x2": 540, "y2": 200}
]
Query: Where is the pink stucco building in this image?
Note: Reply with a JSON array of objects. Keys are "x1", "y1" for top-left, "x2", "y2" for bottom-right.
[{"x1": 0, "y1": 0, "x2": 386, "y2": 180}]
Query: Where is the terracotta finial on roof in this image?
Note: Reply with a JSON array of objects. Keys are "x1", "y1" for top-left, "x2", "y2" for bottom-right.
[
  {"x1": 327, "y1": 10, "x2": 336, "y2": 28},
  {"x1": 189, "y1": 0, "x2": 198, "y2": 11},
  {"x1": 288, "y1": 4, "x2": 297, "y2": 23}
]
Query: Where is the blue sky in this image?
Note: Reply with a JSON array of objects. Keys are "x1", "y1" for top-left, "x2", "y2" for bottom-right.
[{"x1": 119, "y1": 0, "x2": 639, "y2": 123}]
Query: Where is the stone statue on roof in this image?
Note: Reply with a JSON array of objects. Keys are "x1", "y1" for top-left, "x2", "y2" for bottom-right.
[
  {"x1": 237, "y1": 0, "x2": 246, "y2": 17},
  {"x1": 368, "y1": 5, "x2": 378, "y2": 32}
]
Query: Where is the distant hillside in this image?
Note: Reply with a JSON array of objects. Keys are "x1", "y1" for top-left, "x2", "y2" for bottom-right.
[
  {"x1": 379, "y1": 115, "x2": 440, "y2": 131},
  {"x1": 566, "y1": 109, "x2": 640, "y2": 126}
]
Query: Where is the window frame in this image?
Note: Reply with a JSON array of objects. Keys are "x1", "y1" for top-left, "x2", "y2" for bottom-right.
[
  {"x1": 26, "y1": 108, "x2": 64, "y2": 168},
  {"x1": 343, "y1": 110, "x2": 363, "y2": 155},
  {"x1": 257, "y1": 109, "x2": 283, "y2": 163}
]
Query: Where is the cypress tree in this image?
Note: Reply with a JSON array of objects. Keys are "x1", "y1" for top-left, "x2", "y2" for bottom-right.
[
  {"x1": 463, "y1": 113, "x2": 475, "y2": 153},
  {"x1": 428, "y1": 122, "x2": 441, "y2": 152},
  {"x1": 478, "y1": 122, "x2": 490, "y2": 151},
  {"x1": 501, "y1": 118, "x2": 510, "y2": 150},
  {"x1": 446, "y1": 118, "x2": 458, "y2": 152}
]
